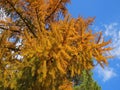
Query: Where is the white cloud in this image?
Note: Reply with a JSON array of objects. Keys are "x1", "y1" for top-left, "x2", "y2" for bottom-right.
[
  {"x1": 92, "y1": 22, "x2": 120, "y2": 83},
  {"x1": 95, "y1": 65, "x2": 117, "y2": 82},
  {"x1": 0, "y1": 8, "x2": 7, "y2": 21},
  {"x1": 94, "y1": 22, "x2": 120, "y2": 59},
  {"x1": 103, "y1": 23, "x2": 120, "y2": 58},
  {"x1": 116, "y1": 63, "x2": 120, "y2": 68}
]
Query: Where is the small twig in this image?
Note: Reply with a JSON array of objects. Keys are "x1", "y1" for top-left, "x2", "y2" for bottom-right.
[{"x1": 45, "y1": 0, "x2": 62, "y2": 21}]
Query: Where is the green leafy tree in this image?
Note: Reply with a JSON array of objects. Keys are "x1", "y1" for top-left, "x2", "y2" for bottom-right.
[
  {"x1": 0, "y1": 0, "x2": 112, "y2": 90},
  {"x1": 74, "y1": 70, "x2": 101, "y2": 90}
]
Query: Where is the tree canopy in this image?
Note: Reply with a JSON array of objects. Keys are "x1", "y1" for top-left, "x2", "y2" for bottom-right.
[{"x1": 0, "y1": 0, "x2": 112, "y2": 90}]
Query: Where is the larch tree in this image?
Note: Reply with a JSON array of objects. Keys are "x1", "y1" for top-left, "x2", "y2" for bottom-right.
[
  {"x1": 73, "y1": 70, "x2": 101, "y2": 90},
  {"x1": 0, "y1": 0, "x2": 112, "y2": 90}
]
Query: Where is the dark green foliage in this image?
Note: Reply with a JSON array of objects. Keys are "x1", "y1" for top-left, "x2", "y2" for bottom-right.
[{"x1": 74, "y1": 70, "x2": 101, "y2": 90}]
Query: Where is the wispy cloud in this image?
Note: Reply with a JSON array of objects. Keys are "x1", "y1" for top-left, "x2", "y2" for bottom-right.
[
  {"x1": 93, "y1": 22, "x2": 120, "y2": 83},
  {"x1": 94, "y1": 22, "x2": 120, "y2": 59},
  {"x1": 0, "y1": 8, "x2": 7, "y2": 21},
  {"x1": 103, "y1": 23, "x2": 120, "y2": 58},
  {"x1": 95, "y1": 65, "x2": 117, "y2": 82},
  {"x1": 116, "y1": 63, "x2": 120, "y2": 68}
]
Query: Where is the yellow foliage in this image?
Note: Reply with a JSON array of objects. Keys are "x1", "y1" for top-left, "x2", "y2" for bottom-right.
[
  {"x1": 42, "y1": 60, "x2": 47, "y2": 78},
  {"x1": 0, "y1": 0, "x2": 112, "y2": 90},
  {"x1": 56, "y1": 59, "x2": 66, "y2": 74},
  {"x1": 59, "y1": 80, "x2": 73, "y2": 90}
]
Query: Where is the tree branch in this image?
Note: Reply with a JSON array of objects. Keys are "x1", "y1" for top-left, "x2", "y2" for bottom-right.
[
  {"x1": 0, "y1": 26, "x2": 21, "y2": 33},
  {"x1": 6, "y1": 0, "x2": 37, "y2": 38},
  {"x1": 45, "y1": 0, "x2": 62, "y2": 21},
  {"x1": 35, "y1": 8, "x2": 42, "y2": 32}
]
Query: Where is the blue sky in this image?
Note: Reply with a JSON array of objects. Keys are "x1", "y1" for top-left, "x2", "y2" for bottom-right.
[{"x1": 68, "y1": 0, "x2": 120, "y2": 90}]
